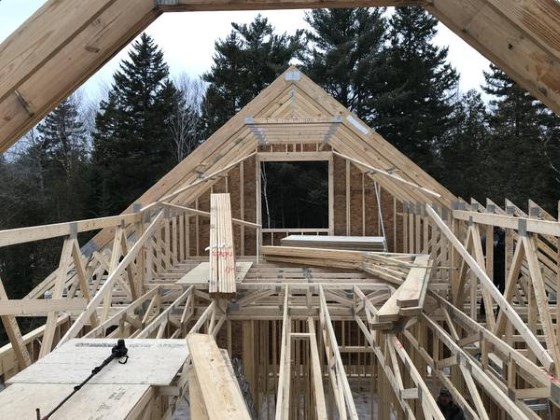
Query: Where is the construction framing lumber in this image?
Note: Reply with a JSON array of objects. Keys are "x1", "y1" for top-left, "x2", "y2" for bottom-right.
[
  {"x1": 1, "y1": 0, "x2": 560, "y2": 154},
  {"x1": 0, "y1": 64, "x2": 560, "y2": 419},
  {"x1": 187, "y1": 334, "x2": 251, "y2": 420}
]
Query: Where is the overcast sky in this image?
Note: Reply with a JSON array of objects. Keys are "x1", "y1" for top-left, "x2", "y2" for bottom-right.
[{"x1": 0, "y1": 0, "x2": 490, "y2": 103}]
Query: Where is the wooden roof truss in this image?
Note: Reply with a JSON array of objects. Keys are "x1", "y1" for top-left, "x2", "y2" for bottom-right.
[{"x1": 0, "y1": 66, "x2": 558, "y2": 418}]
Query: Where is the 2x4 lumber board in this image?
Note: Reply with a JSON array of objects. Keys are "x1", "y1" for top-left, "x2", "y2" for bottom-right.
[
  {"x1": 453, "y1": 209, "x2": 560, "y2": 237},
  {"x1": 102, "y1": 227, "x2": 126, "y2": 322},
  {"x1": 58, "y1": 211, "x2": 164, "y2": 346},
  {"x1": 256, "y1": 151, "x2": 332, "y2": 161},
  {"x1": 523, "y1": 235, "x2": 560, "y2": 374},
  {"x1": 0, "y1": 383, "x2": 152, "y2": 420},
  {"x1": 318, "y1": 287, "x2": 359, "y2": 419},
  {"x1": 388, "y1": 335, "x2": 444, "y2": 419},
  {"x1": 0, "y1": 279, "x2": 32, "y2": 369},
  {"x1": 39, "y1": 238, "x2": 73, "y2": 358},
  {"x1": 395, "y1": 255, "x2": 431, "y2": 308},
  {"x1": 426, "y1": 0, "x2": 560, "y2": 116},
  {"x1": 333, "y1": 150, "x2": 441, "y2": 199},
  {"x1": 9, "y1": 339, "x2": 189, "y2": 386},
  {"x1": 306, "y1": 317, "x2": 328, "y2": 420},
  {"x1": 159, "y1": 0, "x2": 419, "y2": 11},
  {"x1": 0, "y1": 298, "x2": 86, "y2": 316},
  {"x1": 275, "y1": 287, "x2": 291, "y2": 420},
  {"x1": 187, "y1": 334, "x2": 251, "y2": 420},
  {"x1": 0, "y1": 213, "x2": 140, "y2": 248},
  {"x1": 0, "y1": 0, "x2": 160, "y2": 153},
  {"x1": 427, "y1": 205, "x2": 556, "y2": 372}
]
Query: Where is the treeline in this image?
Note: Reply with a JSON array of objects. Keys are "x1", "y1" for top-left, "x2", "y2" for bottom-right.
[{"x1": 1, "y1": 7, "x2": 559, "y2": 298}]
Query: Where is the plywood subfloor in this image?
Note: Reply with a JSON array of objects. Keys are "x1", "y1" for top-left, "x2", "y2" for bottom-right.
[
  {"x1": 0, "y1": 382, "x2": 151, "y2": 420},
  {"x1": 8, "y1": 339, "x2": 188, "y2": 386}
]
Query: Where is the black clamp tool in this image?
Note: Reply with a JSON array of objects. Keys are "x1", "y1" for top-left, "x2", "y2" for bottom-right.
[{"x1": 36, "y1": 339, "x2": 129, "y2": 420}]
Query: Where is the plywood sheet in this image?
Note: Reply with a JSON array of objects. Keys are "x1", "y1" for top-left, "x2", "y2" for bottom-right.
[
  {"x1": 8, "y1": 339, "x2": 188, "y2": 386},
  {"x1": 0, "y1": 383, "x2": 151, "y2": 420},
  {"x1": 178, "y1": 262, "x2": 253, "y2": 286}
]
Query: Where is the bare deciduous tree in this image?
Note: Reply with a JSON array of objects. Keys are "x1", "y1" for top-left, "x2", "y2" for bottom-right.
[{"x1": 169, "y1": 73, "x2": 206, "y2": 162}]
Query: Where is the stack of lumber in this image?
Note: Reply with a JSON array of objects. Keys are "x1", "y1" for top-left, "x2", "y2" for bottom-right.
[
  {"x1": 281, "y1": 235, "x2": 386, "y2": 252},
  {"x1": 209, "y1": 194, "x2": 236, "y2": 294},
  {"x1": 261, "y1": 246, "x2": 416, "y2": 285},
  {"x1": 374, "y1": 255, "x2": 432, "y2": 330}
]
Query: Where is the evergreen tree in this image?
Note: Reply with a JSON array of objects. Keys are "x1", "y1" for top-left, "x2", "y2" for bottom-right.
[
  {"x1": 201, "y1": 15, "x2": 302, "y2": 135},
  {"x1": 299, "y1": 8, "x2": 386, "y2": 117},
  {"x1": 542, "y1": 111, "x2": 560, "y2": 210},
  {"x1": 482, "y1": 64, "x2": 554, "y2": 210},
  {"x1": 372, "y1": 7, "x2": 459, "y2": 176},
  {"x1": 37, "y1": 97, "x2": 90, "y2": 220},
  {"x1": 92, "y1": 33, "x2": 180, "y2": 215},
  {"x1": 440, "y1": 90, "x2": 490, "y2": 201}
]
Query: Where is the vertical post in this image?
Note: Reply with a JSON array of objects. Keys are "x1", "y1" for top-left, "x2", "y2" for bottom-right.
[
  {"x1": 256, "y1": 156, "x2": 262, "y2": 258},
  {"x1": 393, "y1": 197, "x2": 397, "y2": 253},
  {"x1": 346, "y1": 160, "x2": 351, "y2": 236},
  {"x1": 195, "y1": 198, "x2": 200, "y2": 256},
  {"x1": 362, "y1": 172, "x2": 366, "y2": 236},
  {"x1": 240, "y1": 161, "x2": 245, "y2": 256},
  {"x1": 328, "y1": 154, "x2": 335, "y2": 236},
  {"x1": 403, "y1": 203, "x2": 408, "y2": 253},
  {"x1": 243, "y1": 320, "x2": 256, "y2": 402}
]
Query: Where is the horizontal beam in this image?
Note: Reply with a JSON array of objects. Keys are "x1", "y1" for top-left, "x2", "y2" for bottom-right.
[
  {"x1": 155, "y1": 0, "x2": 419, "y2": 12},
  {"x1": 0, "y1": 213, "x2": 140, "y2": 248},
  {"x1": 257, "y1": 151, "x2": 332, "y2": 162},
  {"x1": 0, "y1": 298, "x2": 86, "y2": 316},
  {"x1": 453, "y1": 210, "x2": 560, "y2": 237}
]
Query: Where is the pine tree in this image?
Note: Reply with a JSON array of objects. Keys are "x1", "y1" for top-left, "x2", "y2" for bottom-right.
[
  {"x1": 299, "y1": 8, "x2": 386, "y2": 117},
  {"x1": 541, "y1": 111, "x2": 560, "y2": 210},
  {"x1": 201, "y1": 15, "x2": 302, "y2": 135},
  {"x1": 372, "y1": 7, "x2": 459, "y2": 176},
  {"x1": 92, "y1": 33, "x2": 180, "y2": 215},
  {"x1": 440, "y1": 90, "x2": 490, "y2": 201},
  {"x1": 483, "y1": 64, "x2": 553, "y2": 210},
  {"x1": 37, "y1": 96, "x2": 90, "y2": 220}
]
